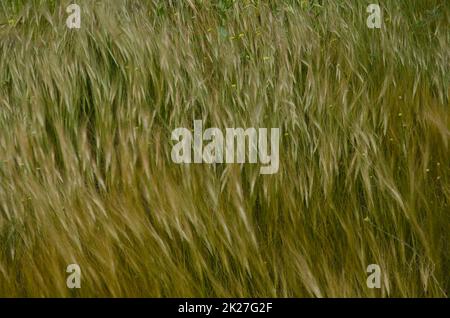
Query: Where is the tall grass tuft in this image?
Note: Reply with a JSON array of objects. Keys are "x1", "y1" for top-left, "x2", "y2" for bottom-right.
[{"x1": 0, "y1": 0, "x2": 448, "y2": 297}]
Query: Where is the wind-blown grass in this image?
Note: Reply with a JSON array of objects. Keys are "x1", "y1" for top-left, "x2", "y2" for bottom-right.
[{"x1": 0, "y1": 0, "x2": 448, "y2": 297}]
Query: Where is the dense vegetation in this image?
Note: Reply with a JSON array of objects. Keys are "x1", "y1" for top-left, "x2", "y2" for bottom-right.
[{"x1": 0, "y1": 0, "x2": 448, "y2": 297}]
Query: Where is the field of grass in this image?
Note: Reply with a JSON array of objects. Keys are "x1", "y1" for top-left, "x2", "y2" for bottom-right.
[{"x1": 0, "y1": 0, "x2": 448, "y2": 297}]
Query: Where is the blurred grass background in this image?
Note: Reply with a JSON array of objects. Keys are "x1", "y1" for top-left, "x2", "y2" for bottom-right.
[{"x1": 0, "y1": 0, "x2": 448, "y2": 297}]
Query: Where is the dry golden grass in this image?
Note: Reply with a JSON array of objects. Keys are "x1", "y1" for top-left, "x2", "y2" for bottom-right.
[{"x1": 0, "y1": 0, "x2": 448, "y2": 297}]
